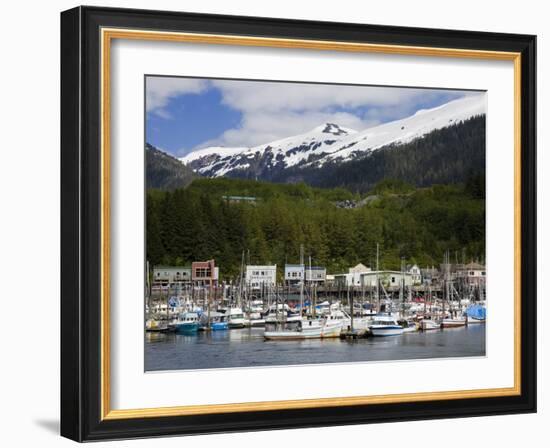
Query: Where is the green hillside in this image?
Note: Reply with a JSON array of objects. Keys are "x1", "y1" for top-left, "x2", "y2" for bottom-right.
[{"x1": 146, "y1": 176, "x2": 485, "y2": 280}]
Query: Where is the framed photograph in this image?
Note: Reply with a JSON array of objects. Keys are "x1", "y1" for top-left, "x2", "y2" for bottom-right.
[{"x1": 60, "y1": 6, "x2": 536, "y2": 441}]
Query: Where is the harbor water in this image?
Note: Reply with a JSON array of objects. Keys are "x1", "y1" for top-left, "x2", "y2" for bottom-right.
[{"x1": 145, "y1": 324, "x2": 485, "y2": 371}]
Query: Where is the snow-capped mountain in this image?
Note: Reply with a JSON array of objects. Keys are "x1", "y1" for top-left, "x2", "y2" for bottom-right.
[{"x1": 180, "y1": 94, "x2": 485, "y2": 179}]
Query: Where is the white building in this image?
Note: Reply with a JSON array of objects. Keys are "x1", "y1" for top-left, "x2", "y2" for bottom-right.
[
  {"x1": 407, "y1": 264, "x2": 422, "y2": 285},
  {"x1": 359, "y1": 271, "x2": 413, "y2": 289},
  {"x1": 333, "y1": 263, "x2": 371, "y2": 287},
  {"x1": 246, "y1": 265, "x2": 277, "y2": 290},
  {"x1": 284, "y1": 264, "x2": 304, "y2": 284}
]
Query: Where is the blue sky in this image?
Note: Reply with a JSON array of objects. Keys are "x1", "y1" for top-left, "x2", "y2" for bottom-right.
[{"x1": 146, "y1": 76, "x2": 475, "y2": 158}]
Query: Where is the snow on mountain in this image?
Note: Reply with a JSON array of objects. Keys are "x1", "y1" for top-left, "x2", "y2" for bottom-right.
[{"x1": 180, "y1": 94, "x2": 485, "y2": 178}]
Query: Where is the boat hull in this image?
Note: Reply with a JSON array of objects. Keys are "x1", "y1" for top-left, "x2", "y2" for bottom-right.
[
  {"x1": 467, "y1": 318, "x2": 486, "y2": 324},
  {"x1": 421, "y1": 320, "x2": 440, "y2": 331},
  {"x1": 441, "y1": 319, "x2": 466, "y2": 328},
  {"x1": 175, "y1": 322, "x2": 199, "y2": 333},
  {"x1": 264, "y1": 321, "x2": 343, "y2": 340},
  {"x1": 370, "y1": 325, "x2": 404, "y2": 337},
  {"x1": 210, "y1": 322, "x2": 228, "y2": 331}
]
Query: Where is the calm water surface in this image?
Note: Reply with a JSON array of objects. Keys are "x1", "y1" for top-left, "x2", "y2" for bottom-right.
[{"x1": 145, "y1": 325, "x2": 485, "y2": 371}]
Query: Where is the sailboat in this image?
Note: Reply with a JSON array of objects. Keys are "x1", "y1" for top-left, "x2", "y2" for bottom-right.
[{"x1": 440, "y1": 251, "x2": 467, "y2": 328}]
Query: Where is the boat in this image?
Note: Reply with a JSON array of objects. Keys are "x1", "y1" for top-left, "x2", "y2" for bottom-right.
[
  {"x1": 264, "y1": 303, "x2": 302, "y2": 331},
  {"x1": 227, "y1": 307, "x2": 246, "y2": 328},
  {"x1": 264, "y1": 316, "x2": 343, "y2": 340},
  {"x1": 199, "y1": 311, "x2": 229, "y2": 331},
  {"x1": 174, "y1": 312, "x2": 200, "y2": 333},
  {"x1": 441, "y1": 316, "x2": 467, "y2": 328},
  {"x1": 145, "y1": 319, "x2": 174, "y2": 333},
  {"x1": 421, "y1": 319, "x2": 440, "y2": 331},
  {"x1": 399, "y1": 320, "x2": 419, "y2": 333},
  {"x1": 369, "y1": 315, "x2": 405, "y2": 336},
  {"x1": 466, "y1": 304, "x2": 487, "y2": 324}
]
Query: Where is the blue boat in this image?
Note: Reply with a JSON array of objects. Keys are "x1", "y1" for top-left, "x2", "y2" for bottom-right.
[
  {"x1": 199, "y1": 311, "x2": 229, "y2": 331},
  {"x1": 466, "y1": 304, "x2": 487, "y2": 323},
  {"x1": 174, "y1": 312, "x2": 200, "y2": 333}
]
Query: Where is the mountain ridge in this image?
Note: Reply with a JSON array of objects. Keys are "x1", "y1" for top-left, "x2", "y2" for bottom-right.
[{"x1": 180, "y1": 94, "x2": 486, "y2": 180}]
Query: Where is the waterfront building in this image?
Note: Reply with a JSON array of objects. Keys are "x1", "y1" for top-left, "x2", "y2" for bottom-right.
[
  {"x1": 457, "y1": 261, "x2": 486, "y2": 287},
  {"x1": 407, "y1": 264, "x2": 422, "y2": 285},
  {"x1": 305, "y1": 266, "x2": 327, "y2": 282},
  {"x1": 360, "y1": 271, "x2": 413, "y2": 289},
  {"x1": 152, "y1": 266, "x2": 192, "y2": 287},
  {"x1": 284, "y1": 264, "x2": 304, "y2": 284},
  {"x1": 246, "y1": 265, "x2": 277, "y2": 290},
  {"x1": 191, "y1": 260, "x2": 219, "y2": 286},
  {"x1": 333, "y1": 263, "x2": 371, "y2": 287}
]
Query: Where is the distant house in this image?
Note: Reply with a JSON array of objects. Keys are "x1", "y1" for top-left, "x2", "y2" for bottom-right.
[
  {"x1": 222, "y1": 195, "x2": 257, "y2": 204},
  {"x1": 333, "y1": 263, "x2": 371, "y2": 287},
  {"x1": 191, "y1": 260, "x2": 219, "y2": 285},
  {"x1": 407, "y1": 264, "x2": 422, "y2": 285},
  {"x1": 246, "y1": 265, "x2": 277, "y2": 290},
  {"x1": 152, "y1": 266, "x2": 192, "y2": 286}
]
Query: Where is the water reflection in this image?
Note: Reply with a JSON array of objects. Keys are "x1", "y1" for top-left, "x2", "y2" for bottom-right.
[{"x1": 145, "y1": 325, "x2": 485, "y2": 371}]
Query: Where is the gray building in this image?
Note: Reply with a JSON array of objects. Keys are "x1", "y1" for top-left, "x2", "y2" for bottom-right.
[
  {"x1": 305, "y1": 266, "x2": 327, "y2": 282},
  {"x1": 153, "y1": 266, "x2": 192, "y2": 286}
]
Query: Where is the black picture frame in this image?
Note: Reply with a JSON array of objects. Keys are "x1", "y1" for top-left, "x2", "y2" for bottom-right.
[{"x1": 61, "y1": 5, "x2": 536, "y2": 442}]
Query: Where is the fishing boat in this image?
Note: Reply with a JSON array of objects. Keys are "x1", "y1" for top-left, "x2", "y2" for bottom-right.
[
  {"x1": 264, "y1": 315, "x2": 343, "y2": 340},
  {"x1": 369, "y1": 315, "x2": 405, "y2": 336},
  {"x1": 227, "y1": 307, "x2": 247, "y2": 328},
  {"x1": 199, "y1": 311, "x2": 228, "y2": 331},
  {"x1": 174, "y1": 312, "x2": 200, "y2": 333},
  {"x1": 264, "y1": 303, "x2": 302, "y2": 331},
  {"x1": 421, "y1": 319, "x2": 440, "y2": 331}
]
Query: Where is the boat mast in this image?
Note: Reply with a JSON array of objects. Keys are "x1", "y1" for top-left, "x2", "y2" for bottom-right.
[
  {"x1": 400, "y1": 257, "x2": 405, "y2": 320},
  {"x1": 376, "y1": 243, "x2": 380, "y2": 313},
  {"x1": 299, "y1": 244, "x2": 304, "y2": 316}
]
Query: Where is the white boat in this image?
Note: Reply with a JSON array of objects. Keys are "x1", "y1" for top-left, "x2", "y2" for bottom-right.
[
  {"x1": 401, "y1": 321, "x2": 419, "y2": 333},
  {"x1": 421, "y1": 319, "x2": 440, "y2": 331},
  {"x1": 369, "y1": 315, "x2": 405, "y2": 336},
  {"x1": 441, "y1": 317, "x2": 467, "y2": 328},
  {"x1": 264, "y1": 312, "x2": 344, "y2": 340},
  {"x1": 466, "y1": 316, "x2": 486, "y2": 324},
  {"x1": 227, "y1": 307, "x2": 246, "y2": 328}
]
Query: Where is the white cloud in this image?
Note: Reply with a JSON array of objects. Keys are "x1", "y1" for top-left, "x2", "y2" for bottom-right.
[
  {"x1": 212, "y1": 80, "x2": 429, "y2": 112},
  {"x1": 146, "y1": 77, "x2": 209, "y2": 117},
  {"x1": 146, "y1": 76, "x2": 472, "y2": 151},
  {"x1": 199, "y1": 110, "x2": 380, "y2": 149}
]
